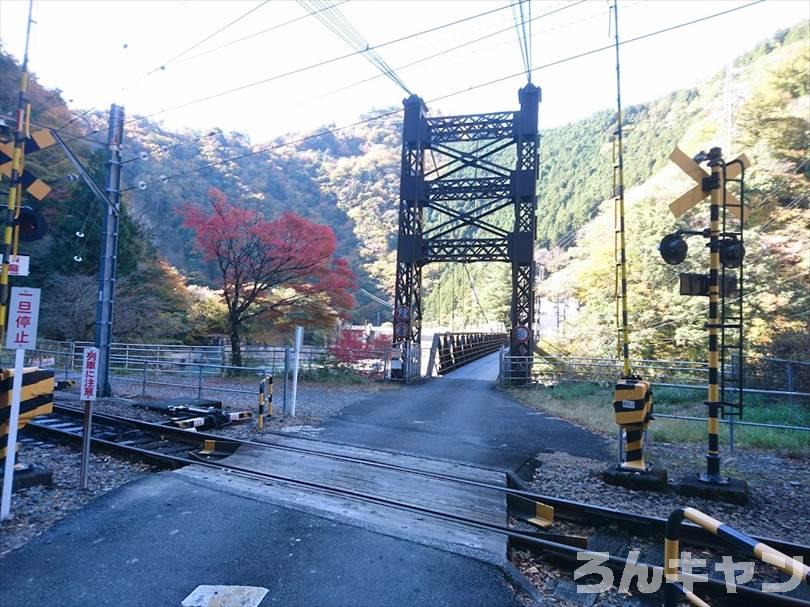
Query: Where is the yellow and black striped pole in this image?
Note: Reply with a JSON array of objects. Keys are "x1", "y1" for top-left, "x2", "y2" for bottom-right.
[
  {"x1": 609, "y1": 1, "x2": 654, "y2": 474},
  {"x1": 704, "y1": 156, "x2": 723, "y2": 482},
  {"x1": 257, "y1": 375, "x2": 273, "y2": 432},
  {"x1": 0, "y1": 0, "x2": 34, "y2": 340},
  {"x1": 257, "y1": 377, "x2": 266, "y2": 433},
  {"x1": 665, "y1": 507, "x2": 810, "y2": 605},
  {"x1": 612, "y1": 0, "x2": 630, "y2": 378}
]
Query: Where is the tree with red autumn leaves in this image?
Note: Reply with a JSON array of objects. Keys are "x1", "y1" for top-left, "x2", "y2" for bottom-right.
[{"x1": 182, "y1": 188, "x2": 355, "y2": 366}]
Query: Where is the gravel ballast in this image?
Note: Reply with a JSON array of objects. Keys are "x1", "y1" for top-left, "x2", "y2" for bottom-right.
[
  {"x1": 512, "y1": 439, "x2": 810, "y2": 606},
  {"x1": 529, "y1": 442, "x2": 810, "y2": 545},
  {"x1": 0, "y1": 440, "x2": 154, "y2": 557},
  {"x1": 2, "y1": 379, "x2": 388, "y2": 558},
  {"x1": 103, "y1": 378, "x2": 396, "y2": 440}
]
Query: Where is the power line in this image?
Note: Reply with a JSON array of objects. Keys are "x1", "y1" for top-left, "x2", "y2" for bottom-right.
[
  {"x1": 58, "y1": 2, "x2": 273, "y2": 125},
  {"x1": 177, "y1": 0, "x2": 351, "y2": 67},
  {"x1": 244, "y1": 2, "x2": 591, "y2": 125},
  {"x1": 759, "y1": 190, "x2": 809, "y2": 229},
  {"x1": 127, "y1": 0, "x2": 767, "y2": 191},
  {"x1": 55, "y1": 1, "x2": 587, "y2": 147},
  {"x1": 287, "y1": 0, "x2": 588, "y2": 115},
  {"x1": 122, "y1": 109, "x2": 402, "y2": 191},
  {"x1": 430, "y1": 0, "x2": 766, "y2": 104},
  {"x1": 61, "y1": 0, "x2": 542, "y2": 142},
  {"x1": 636, "y1": 264, "x2": 810, "y2": 334},
  {"x1": 125, "y1": 0, "x2": 272, "y2": 90}
]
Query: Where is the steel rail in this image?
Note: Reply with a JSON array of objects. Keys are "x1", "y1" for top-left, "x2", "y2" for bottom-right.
[
  {"x1": 41, "y1": 403, "x2": 810, "y2": 563},
  {"x1": 24, "y1": 409, "x2": 808, "y2": 605}
]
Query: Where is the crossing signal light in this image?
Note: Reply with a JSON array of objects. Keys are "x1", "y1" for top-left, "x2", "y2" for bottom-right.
[
  {"x1": 719, "y1": 238, "x2": 745, "y2": 269},
  {"x1": 658, "y1": 232, "x2": 687, "y2": 265},
  {"x1": 16, "y1": 205, "x2": 48, "y2": 242}
]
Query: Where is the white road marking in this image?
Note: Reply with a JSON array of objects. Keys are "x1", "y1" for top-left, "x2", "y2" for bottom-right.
[{"x1": 181, "y1": 585, "x2": 269, "y2": 607}]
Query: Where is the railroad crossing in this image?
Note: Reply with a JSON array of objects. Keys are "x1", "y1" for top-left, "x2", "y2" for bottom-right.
[{"x1": 0, "y1": 356, "x2": 608, "y2": 607}]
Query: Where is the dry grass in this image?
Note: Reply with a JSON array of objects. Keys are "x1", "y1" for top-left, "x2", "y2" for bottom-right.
[{"x1": 508, "y1": 383, "x2": 810, "y2": 455}]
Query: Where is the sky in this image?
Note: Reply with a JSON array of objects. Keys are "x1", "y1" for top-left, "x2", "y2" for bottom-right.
[{"x1": 0, "y1": 0, "x2": 807, "y2": 143}]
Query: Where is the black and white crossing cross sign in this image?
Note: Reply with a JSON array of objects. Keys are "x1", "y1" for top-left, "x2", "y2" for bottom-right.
[
  {"x1": 0, "y1": 129, "x2": 56, "y2": 201},
  {"x1": 668, "y1": 147, "x2": 750, "y2": 221}
]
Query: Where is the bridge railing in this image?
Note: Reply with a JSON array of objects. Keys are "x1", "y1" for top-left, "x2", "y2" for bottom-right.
[{"x1": 426, "y1": 332, "x2": 508, "y2": 376}]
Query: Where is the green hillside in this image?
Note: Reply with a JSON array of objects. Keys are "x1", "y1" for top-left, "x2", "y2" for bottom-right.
[{"x1": 0, "y1": 21, "x2": 806, "y2": 360}]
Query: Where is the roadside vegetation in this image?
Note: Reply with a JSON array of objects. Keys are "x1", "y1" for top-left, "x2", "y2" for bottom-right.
[{"x1": 508, "y1": 383, "x2": 810, "y2": 454}]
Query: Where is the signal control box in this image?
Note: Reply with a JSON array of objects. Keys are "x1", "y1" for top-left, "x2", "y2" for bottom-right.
[{"x1": 612, "y1": 378, "x2": 653, "y2": 471}]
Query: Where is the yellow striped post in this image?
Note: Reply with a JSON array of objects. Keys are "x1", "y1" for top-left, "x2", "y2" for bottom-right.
[
  {"x1": 704, "y1": 159, "x2": 723, "y2": 481},
  {"x1": 1, "y1": 2, "x2": 34, "y2": 339}
]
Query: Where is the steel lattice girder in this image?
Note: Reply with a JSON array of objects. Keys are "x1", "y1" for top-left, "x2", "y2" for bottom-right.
[
  {"x1": 423, "y1": 238, "x2": 510, "y2": 262},
  {"x1": 427, "y1": 112, "x2": 515, "y2": 143},
  {"x1": 392, "y1": 85, "x2": 541, "y2": 382}
]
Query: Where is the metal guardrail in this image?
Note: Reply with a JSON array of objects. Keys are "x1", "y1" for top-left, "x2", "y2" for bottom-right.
[
  {"x1": 664, "y1": 507, "x2": 810, "y2": 606},
  {"x1": 35, "y1": 339, "x2": 388, "y2": 378},
  {"x1": 18, "y1": 341, "x2": 388, "y2": 403},
  {"x1": 500, "y1": 354, "x2": 810, "y2": 397},
  {"x1": 498, "y1": 354, "x2": 810, "y2": 434}
]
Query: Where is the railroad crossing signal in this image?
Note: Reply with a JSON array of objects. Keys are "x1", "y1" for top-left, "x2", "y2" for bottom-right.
[
  {"x1": 668, "y1": 147, "x2": 750, "y2": 221},
  {"x1": 0, "y1": 129, "x2": 56, "y2": 201}
]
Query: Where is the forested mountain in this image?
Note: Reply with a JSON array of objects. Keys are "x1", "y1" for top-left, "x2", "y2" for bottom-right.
[
  {"x1": 535, "y1": 22, "x2": 809, "y2": 362},
  {"x1": 0, "y1": 21, "x2": 806, "y2": 360}
]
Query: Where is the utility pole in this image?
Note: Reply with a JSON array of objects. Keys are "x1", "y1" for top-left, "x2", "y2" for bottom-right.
[
  {"x1": 0, "y1": 0, "x2": 34, "y2": 340},
  {"x1": 94, "y1": 104, "x2": 124, "y2": 397}
]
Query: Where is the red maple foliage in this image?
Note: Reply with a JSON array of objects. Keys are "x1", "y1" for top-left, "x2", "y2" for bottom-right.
[
  {"x1": 328, "y1": 329, "x2": 390, "y2": 366},
  {"x1": 182, "y1": 187, "x2": 356, "y2": 366}
]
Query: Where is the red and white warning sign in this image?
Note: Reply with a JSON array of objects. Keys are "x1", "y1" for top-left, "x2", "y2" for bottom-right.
[
  {"x1": 81, "y1": 347, "x2": 100, "y2": 401},
  {"x1": 0, "y1": 254, "x2": 30, "y2": 277},
  {"x1": 5, "y1": 287, "x2": 40, "y2": 350}
]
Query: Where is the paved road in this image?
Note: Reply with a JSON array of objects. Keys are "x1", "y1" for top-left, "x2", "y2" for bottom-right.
[
  {"x1": 322, "y1": 353, "x2": 610, "y2": 469},
  {"x1": 0, "y1": 475, "x2": 522, "y2": 607},
  {"x1": 1, "y1": 352, "x2": 609, "y2": 607}
]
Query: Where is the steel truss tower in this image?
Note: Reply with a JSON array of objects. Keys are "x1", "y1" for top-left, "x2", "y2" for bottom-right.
[{"x1": 392, "y1": 85, "x2": 540, "y2": 380}]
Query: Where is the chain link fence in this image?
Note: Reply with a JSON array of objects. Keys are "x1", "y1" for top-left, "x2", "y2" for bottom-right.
[
  {"x1": 500, "y1": 353, "x2": 810, "y2": 397},
  {"x1": 19, "y1": 340, "x2": 389, "y2": 407},
  {"x1": 498, "y1": 352, "x2": 810, "y2": 434}
]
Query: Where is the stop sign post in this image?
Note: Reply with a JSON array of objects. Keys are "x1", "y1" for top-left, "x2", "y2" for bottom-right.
[{"x1": 1, "y1": 287, "x2": 41, "y2": 520}]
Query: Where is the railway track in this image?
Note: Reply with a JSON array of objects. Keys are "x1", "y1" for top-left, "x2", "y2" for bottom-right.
[{"x1": 25, "y1": 403, "x2": 810, "y2": 606}]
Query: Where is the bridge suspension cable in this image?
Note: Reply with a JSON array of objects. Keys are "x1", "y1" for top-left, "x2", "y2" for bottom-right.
[
  {"x1": 298, "y1": 0, "x2": 412, "y2": 95},
  {"x1": 511, "y1": 0, "x2": 533, "y2": 83},
  {"x1": 113, "y1": 1, "x2": 765, "y2": 190},
  {"x1": 57, "y1": 0, "x2": 585, "y2": 144},
  {"x1": 463, "y1": 263, "x2": 491, "y2": 329}
]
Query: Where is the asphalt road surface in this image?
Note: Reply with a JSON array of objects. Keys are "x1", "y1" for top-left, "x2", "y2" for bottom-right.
[{"x1": 1, "y1": 352, "x2": 608, "y2": 607}]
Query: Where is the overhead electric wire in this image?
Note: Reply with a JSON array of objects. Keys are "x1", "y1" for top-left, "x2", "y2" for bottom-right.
[
  {"x1": 359, "y1": 287, "x2": 392, "y2": 307},
  {"x1": 263, "y1": 0, "x2": 589, "y2": 124},
  {"x1": 125, "y1": 0, "x2": 272, "y2": 89},
  {"x1": 62, "y1": 0, "x2": 584, "y2": 144},
  {"x1": 125, "y1": 0, "x2": 767, "y2": 191},
  {"x1": 177, "y1": 0, "x2": 351, "y2": 66},
  {"x1": 431, "y1": 0, "x2": 765, "y2": 104},
  {"x1": 636, "y1": 265, "x2": 810, "y2": 334}
]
